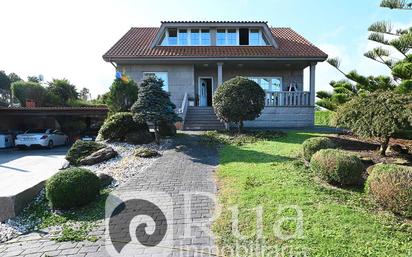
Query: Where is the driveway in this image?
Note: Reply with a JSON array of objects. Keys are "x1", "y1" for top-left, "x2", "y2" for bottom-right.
[
  {"x1": 0, "y1": 135, "x2": 219, "y2": 256},
  {"x1": 0, "y1": 147, "x2": 68, "y2": 197}
]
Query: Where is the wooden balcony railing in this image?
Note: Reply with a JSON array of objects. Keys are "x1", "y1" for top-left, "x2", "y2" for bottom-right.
[{"x1": 265, "y1": 91, "x2": 311, "y2": 107}]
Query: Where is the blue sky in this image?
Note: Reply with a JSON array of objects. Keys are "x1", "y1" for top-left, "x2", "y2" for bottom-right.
[{"x1": 0, "y1": 0, "x2": 411, "y2": 96}]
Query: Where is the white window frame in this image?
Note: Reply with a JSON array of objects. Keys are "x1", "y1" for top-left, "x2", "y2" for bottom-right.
[
  {"x1": 248, "y1": 76, "x2": 283, "y2": 92},
  {"x1": 143, "y1": 72, "x2": 169, "y2": 92},
  {"x1": 216, "y1": 28, "x2": 240, "y2": 46},
  {"x1": 177, "y1": 29, "x2": 188, "y2": 46},
  {"x1": 249, "y1": 29, "x2": 263, "y2": 46}
]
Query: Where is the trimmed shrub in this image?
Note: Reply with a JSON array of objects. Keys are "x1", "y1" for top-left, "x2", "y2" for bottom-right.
[
  {"x1": 135, "y1": 147, "x2": 160, "y2": 158},
  {"x1": 97, "y1": 112, "x2": 152, "y2": 143},
  {"x1": 302, "y1": 137, "x2": 336, "y2": 161},
  {"x1": 66, "y1": 140, "x2": 105, "y2": 165},
  {"x1": 46, "y1": 168, "x2": 100, "y2": 209},
  {"x1": 366, "y1": 164, "x2": 412, "y2": 217},
  {"x1": 159, "y1": 120, "x2": 177, "y2": 137},
  {"x1": 310, "y1": 149, "x2": 364, "y2": 186},
  {"x1": 213, "y1": 76, "x2": 265, "y2": 132}
]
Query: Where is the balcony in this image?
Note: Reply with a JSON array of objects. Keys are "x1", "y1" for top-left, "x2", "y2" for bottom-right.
[{"x1": 264, "y1": 91, "x2": 312, "y2": 107}]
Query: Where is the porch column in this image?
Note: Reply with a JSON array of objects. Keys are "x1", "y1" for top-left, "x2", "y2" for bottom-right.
[
  {"x1": 309, "y1": 62, "x2": 316, "y2": 106},
  {"x1": 217, "y1": 62, "x2": 223, "y2": 88}
]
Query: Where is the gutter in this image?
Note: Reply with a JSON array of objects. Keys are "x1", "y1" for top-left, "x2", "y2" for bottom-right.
[{"x1": 102, "y1": 56, "x2": 328, "y2": 62}]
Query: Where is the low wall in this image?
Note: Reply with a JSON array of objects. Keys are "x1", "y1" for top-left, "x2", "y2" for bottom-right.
[{"x1": 243, "y1": 106, "x2": 314, "y2": 128}]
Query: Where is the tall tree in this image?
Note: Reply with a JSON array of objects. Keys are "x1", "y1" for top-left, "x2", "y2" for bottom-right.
[
  {"x1": 8, "y1": 72, "x2": 22, "y2": 83},
  {"x1": 380, "y1": 0, "x2": 412, "y2": 9},
  {"x1": 108, "y1": 78, "x2": 138, "y2": 112},
  {"x1": 47, "y1": 78, "x2": 78, "y2": 103},
  {"x1": 79, "y1": 87, "x2": 91, "y2": 101},
  {"x1": 325, "y1": 0, "x2": 412, "y2": 110},
  {"x1": 27, "y1": 76, "x2": 40, "y2": 83},
  {"x1": 0, "y1": 71, "x2": 11, "y2": 91},
  {"x1": 131, "y1": 77, "x2": 180, "y2": 144}
]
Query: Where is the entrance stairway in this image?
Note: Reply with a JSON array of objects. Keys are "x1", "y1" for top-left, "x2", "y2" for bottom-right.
[{"x1": 183, "y1": 107, "x2": 225, "y2": 131}]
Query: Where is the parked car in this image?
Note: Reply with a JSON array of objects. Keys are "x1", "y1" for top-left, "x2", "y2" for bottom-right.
[
  {"x1": 15, "y1": 129, "x2": 69, "y2": 149},
  {"x1": 0, "y1": 133, "x2": 13, "y2": 149},
  {"x1": 80, "y1": 129, "x2": 99, "y2": 141}
]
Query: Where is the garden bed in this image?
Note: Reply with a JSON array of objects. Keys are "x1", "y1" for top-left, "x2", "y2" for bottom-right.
[
  {"x1": 212, "y1": 131, "x2": 412, "y2": 256},
  {"x1": 327, "y1": 134, "x2": 412, "y2": 167},
  {"x1": 0, "y1": 139, "x2": 171, "y2": 243}
]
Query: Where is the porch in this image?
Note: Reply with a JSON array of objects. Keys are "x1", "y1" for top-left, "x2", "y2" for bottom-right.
[{"x1": 178, "y1": 60, "x2": 316, "y2": 130}]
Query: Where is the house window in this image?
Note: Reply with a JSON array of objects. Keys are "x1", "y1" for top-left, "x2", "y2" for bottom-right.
[
  {"x1": 167, "y1": 28, "x2": 177, "y2": 46},
  {"x1": 178, "y1": 29, "x2": 188, "y2": 45},
  {"x1": 216, "y1": 29, "x2": 226, "y2": 46},
  {"x1": 248, "y1": 77, "x2": 283, "y2": 92},
  {"x1": 200, "y1": 29, "x2": 210, "y2": 45},
  {"x1": 216, "y1": 29, "x2": 238, "y2": 45},
  {"x1": 249, "y1": 29, "x2": 260, "y2": 45},
  {"x1": 227, "y1": 29, "x2": 237, "y2": 45},
  {"x1": 239, "y1": 28, "x2": 249, "y2": 45},
  {"x1": 143, "y1": 72, "x2": 169, "y2": 92},
  {"x1": 190, "y1": 29, "x2": 200, "y2": 45}
]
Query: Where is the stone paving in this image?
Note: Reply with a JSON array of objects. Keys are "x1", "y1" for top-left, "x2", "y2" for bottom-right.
[{"x1": 0, "y1": 135, "x2": 219, "y2": 257}]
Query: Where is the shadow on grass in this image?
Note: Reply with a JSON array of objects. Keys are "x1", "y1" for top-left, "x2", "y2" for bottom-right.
[
  {"x1": 219, "y1": 144, "x2": 296, "y2": 165},
  {"x1": 327, "y1": 136, "x2": 379, "y2": 151}
]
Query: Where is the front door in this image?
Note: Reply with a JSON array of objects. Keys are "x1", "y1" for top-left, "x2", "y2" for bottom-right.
[{"x1": 199, "y1": 78, "x2": 213, "y2": 106}]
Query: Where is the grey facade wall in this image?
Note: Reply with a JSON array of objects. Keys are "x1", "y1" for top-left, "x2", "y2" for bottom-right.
[
  {"x1": 243, "y1": 106, "x2": 314, "y2": 128},
  {"x1": 118, "y1": 64, "x2": 195, "y2": 107}
]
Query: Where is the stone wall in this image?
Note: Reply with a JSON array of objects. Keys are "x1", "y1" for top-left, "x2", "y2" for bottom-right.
[{"x1": 118, "y1": 64, "x2": 195, "y2": 107}]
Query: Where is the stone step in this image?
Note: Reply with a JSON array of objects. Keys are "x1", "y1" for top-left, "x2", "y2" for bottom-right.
[{"x1": 184, "y1": 107, "x2": 224, "y2": 130}]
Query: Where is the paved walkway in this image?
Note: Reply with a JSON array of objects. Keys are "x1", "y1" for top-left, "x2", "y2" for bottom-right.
[{"x1": 0, "y1": 135, "x2": 219, "y2": 257}]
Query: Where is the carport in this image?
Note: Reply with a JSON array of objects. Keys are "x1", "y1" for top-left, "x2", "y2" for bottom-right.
[
  {"x1": 0, "y1": 107, "x2": 109, "y2": 140},
  {"x1": 0, "y1": 107, "x2": 109, "y2": 221}
]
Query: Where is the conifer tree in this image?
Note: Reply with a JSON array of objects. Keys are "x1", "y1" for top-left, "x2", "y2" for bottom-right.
[{"x1": 131, "y1": 77, "x2": 180, "y2": 144}]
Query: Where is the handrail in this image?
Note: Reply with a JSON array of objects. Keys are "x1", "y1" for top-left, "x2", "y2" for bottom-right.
[
  {"x1": 178, "y1": 92, "x2": 189, "y2": 128},
  {"x1": 264, "y1": 91, "x2": 311, "y2": 107}
]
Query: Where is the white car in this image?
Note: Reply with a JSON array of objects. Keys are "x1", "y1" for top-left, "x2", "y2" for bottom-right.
[{"x1": 15, "y1": 129, "x2": 69, "y2": 149}]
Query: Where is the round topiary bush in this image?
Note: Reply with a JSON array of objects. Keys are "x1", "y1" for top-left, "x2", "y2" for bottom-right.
[
  {"x1": 97, "y1": 112, "x2": 152, "y2": 143},
  {"x1": 46, "y1": 168, "x2": 100, "y2": 210},
  {"x1": 66, "y1": 140, "x2": 105, "y2": 166},
  {"x1": 213, "y1": 76, "x2": 265, "y2": 132},
  {"x1": 302, "y1": 137, "x2": 336, "y2": 161},
  {"x1": 366, "y1": 164, "x2": 412, "y2": 218},
  {"x1": 310, "y1": 149, "x2": 364, "y2": 186}
]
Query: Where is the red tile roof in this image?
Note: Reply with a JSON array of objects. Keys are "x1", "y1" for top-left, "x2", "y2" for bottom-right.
[{"x1": 103, "y1": 27, "x2": 327, "y2": 61}]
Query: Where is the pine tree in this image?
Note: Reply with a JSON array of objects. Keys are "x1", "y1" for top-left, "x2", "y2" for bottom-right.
[
  {"x1": 324, "y1": 0, "x2": 412, "y2": 110},
  {"x1": 131, "y1": 77, "x2": 180, "y2": 144}
]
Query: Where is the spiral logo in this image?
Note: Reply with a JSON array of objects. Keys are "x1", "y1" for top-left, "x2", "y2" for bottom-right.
[{"x1": 105, "y1": 192, "x2": 173, "y2": 256}]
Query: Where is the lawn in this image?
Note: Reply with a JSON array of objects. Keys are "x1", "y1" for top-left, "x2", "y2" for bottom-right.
[
  {"x1": 212, "y1": 131, "x2": 412, "y2": 256},
  {"x1": 315, "y1": 110, "x2": 333, "y2": 126}
]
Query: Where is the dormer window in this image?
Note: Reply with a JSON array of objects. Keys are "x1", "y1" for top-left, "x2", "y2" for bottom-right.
[
  {"x1": 200, "y1": 29, "x2": 211, "y2": 45},
  {"x1": 167, "y1": 28, "x2": 177, "y2": 46},
  {"x1": 190, "y1": 29, "x2": 200, "y2": 46},
  {"x1": 160, "y1": 27, "x2": 268, "y2": 46},
  {"x1": 217, "y1": 29, "x2": 238, "y2": 46}
]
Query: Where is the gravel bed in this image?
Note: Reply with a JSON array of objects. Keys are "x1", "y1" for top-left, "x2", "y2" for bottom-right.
[
  {"x1": 0, "y1": 139, "x2": 172, "y2": 243},
  {"x1": 83, "y1": 140, "x2": 172, "y2": 184}
]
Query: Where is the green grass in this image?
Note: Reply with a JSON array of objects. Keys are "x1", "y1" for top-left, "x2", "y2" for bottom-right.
[
  {"x1": 315, "y1": 110, "x2": 334, "y2": 126},
  {"x1": 17, "y1": 189, "x2": 110, "y2": 242},
  {"x1": 212, "y1": 132, "x2": 412, "y2": 256}
]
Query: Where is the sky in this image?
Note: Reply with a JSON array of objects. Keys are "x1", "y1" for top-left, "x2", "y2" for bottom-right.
[{"x1": 0, "y1": 0, "x2": 411, "y2": 98}]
